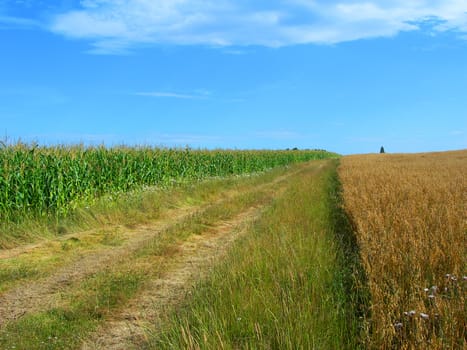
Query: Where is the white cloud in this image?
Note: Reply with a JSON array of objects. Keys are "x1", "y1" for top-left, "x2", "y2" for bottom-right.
[
  {"x1": 47, "y1": 0, "x2": 467, "y2": 52},
  {"x1": 52, "y1": 11, "x2": 128, "y2": 38}
]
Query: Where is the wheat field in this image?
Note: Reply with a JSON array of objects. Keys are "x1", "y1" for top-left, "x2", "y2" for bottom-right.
[{"x1": 339, "y1": 150, "x2": 466, "y2": 349}]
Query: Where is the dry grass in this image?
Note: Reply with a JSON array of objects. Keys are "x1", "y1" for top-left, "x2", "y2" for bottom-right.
[{"x1": 339, "y1": 150, "x2": 466, "y2": 349}]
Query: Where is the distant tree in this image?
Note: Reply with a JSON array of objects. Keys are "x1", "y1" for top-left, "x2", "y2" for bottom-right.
[{"x1": 380, "y1": 146, "x2": 385, "y2": 154}]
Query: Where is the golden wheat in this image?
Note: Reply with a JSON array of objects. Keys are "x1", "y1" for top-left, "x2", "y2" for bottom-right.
[{"x1": 339, "y1": 150, "x2": 466, "y2": 349}]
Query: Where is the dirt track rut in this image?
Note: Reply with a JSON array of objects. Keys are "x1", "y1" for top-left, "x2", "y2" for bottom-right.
[
  {"x1": 0, "y1": 208, "x2": 193, "y2": 327},
  {"x1": 81, "y1": 206, "x2": 261, "y2": 349}
]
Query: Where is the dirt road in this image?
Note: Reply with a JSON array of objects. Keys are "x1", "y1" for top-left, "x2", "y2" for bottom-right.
[{"x1": 0, "y1": 163, "x2": 307, "y2": 349}]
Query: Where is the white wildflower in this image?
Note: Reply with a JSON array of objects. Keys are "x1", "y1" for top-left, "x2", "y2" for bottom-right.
[{"x1": 420, "y1": 313, "x2": 429, "y2": 320}]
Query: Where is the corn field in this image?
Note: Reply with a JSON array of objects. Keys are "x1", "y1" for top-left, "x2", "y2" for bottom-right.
[
  {"x1": 339, "y1": 151, "x2": 466, "y2": 349},
  {"x1": 0, "y1": 143, "x2": 335, "y2": 222}
]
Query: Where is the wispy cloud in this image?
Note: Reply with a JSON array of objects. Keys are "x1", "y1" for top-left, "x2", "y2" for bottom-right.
[
  {"x1": 46, "y1": 0, "x2": 467, "y2": 53},
  {"x1": 0, "y1": 15, "x2": 40, "y2": 28},
  {"x1": 135, "y1": 90, "x2": 211, "y2": 100},
  {"x1": 222, "y1": 48, "x2": 249, "y2": 55}
]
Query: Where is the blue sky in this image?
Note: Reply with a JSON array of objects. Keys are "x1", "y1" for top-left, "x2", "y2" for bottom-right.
[{"x1": 1, "y1": 0, "x2": 466, "y2": 154}]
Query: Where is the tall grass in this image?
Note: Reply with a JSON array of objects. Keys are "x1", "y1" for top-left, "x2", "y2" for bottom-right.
[
  {"x1": 148, "y1": 160, "x2": 362, "y2": 349},
  {"x1": 339, "y1": 151, "x2": 466, "y2": 349},
  {"x1": 0, "y1": 143, "x2": 336, "y2": 223}
]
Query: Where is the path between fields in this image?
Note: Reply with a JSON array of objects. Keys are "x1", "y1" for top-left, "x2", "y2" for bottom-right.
[
  {"x1": 0, "y1": 166, "x2": 300, "y2": 329},
  {"x1": 82, "y1": 163, "x2": 322, "y2": 349},
  {"x1": 0, "y1": 207, "x2": 193, "y2": 327},
  {"x1": 81, "y1": 206, "x2": 262, "y2": 350}
]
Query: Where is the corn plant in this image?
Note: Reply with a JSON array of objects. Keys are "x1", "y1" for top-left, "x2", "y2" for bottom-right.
[{"x1": 0, "y1": 143, "x2": 337, "y2": 223}]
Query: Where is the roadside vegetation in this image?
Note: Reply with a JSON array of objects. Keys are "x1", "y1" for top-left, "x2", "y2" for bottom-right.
[
  {"x1": 148, "y1": 160, "x2": 363, "y2": 349},
  {"x1": 0, "y1": 162, "x2": 301, "y2": 349},
  {"x1": 339, "y1": 151, "x2": 466, "y2": 349}
]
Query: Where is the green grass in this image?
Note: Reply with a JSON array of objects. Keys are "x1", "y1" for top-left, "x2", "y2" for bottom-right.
[{"x1": 147, "y1": 160, "x2": 363, "y2": 349}]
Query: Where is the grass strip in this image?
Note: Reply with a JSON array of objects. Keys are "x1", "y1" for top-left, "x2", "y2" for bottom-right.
[{"x1": 147, "y1": 160, "x2": 363, "y2": 349}]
